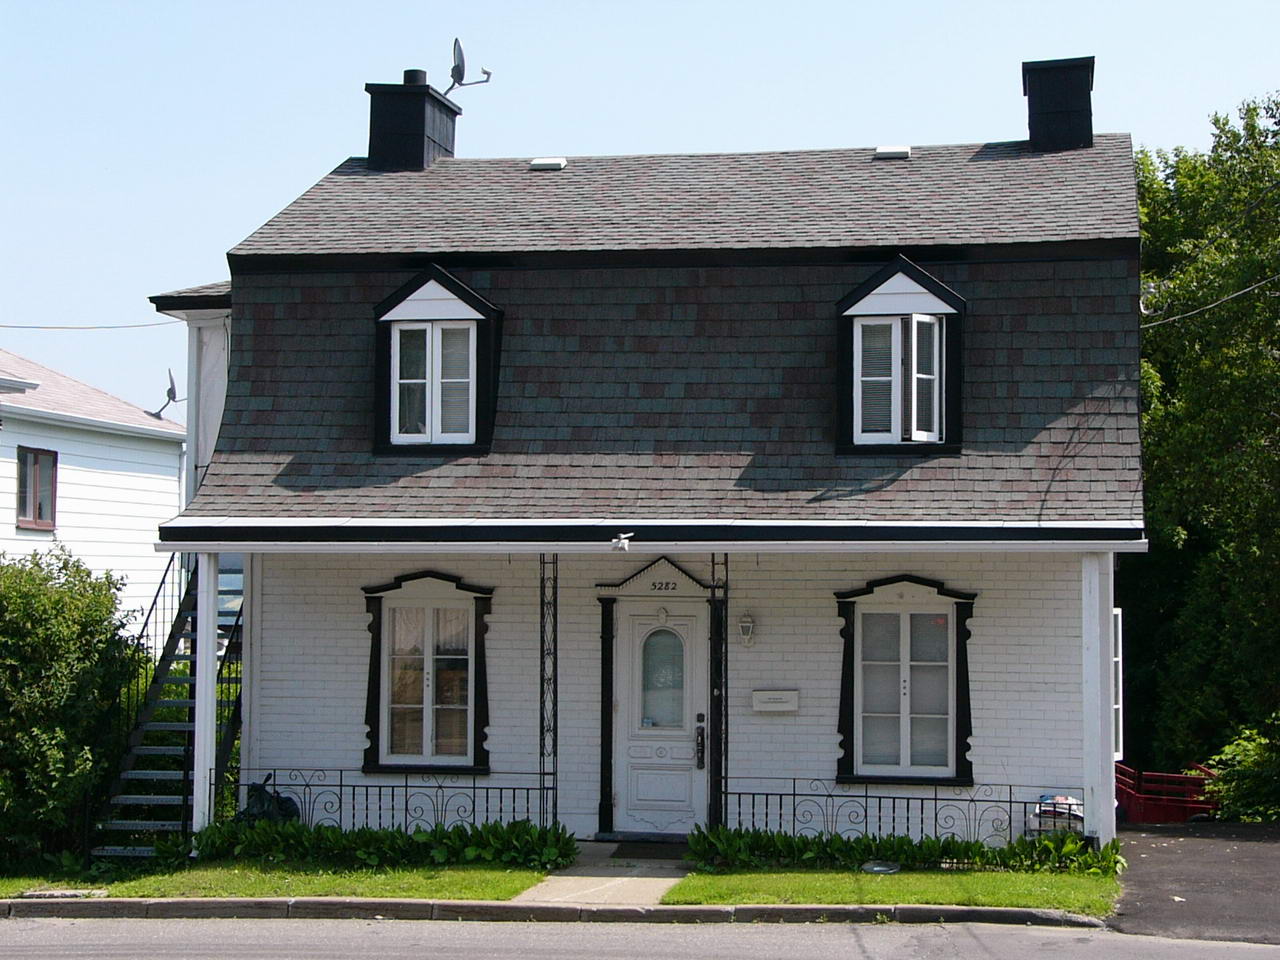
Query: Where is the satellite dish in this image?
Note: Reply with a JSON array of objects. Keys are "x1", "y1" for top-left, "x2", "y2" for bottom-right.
[
  {"x1": 145, "y1": 368, "x2": 186, "y2": 419},
  {"x1": 443, "y1": 38, "x2": 492, "y2": 96},
  {"x1": 451, "y1": 38, "x2": 466, "y2": 87}
]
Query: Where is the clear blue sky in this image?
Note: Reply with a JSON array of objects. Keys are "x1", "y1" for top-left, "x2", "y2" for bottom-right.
[{"x1": 2, "y1": 0, "x2": 1275, "y2": 420}]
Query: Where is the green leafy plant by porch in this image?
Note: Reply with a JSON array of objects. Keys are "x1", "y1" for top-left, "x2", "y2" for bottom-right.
[
  {"x1": 187, "y1": 818, "x2": 578, "y2": 872},
  {"x1": 1202, "y1": 712, "x2": 1280, "y2": 821},
  {"x1": 685, "y1": 825, "x2": 1125, "y2": 876},
  {"x1": 0, "y1": 549, "x2": 137, "y2": 857},
  {"x1": 662, "y1": 869, "x2": 1120, "y2": 917}
]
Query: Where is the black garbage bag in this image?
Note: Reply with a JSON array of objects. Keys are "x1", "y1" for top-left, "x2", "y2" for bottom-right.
[{"x1": 235, "y1": 773, "x2": 301, "y2": 823}]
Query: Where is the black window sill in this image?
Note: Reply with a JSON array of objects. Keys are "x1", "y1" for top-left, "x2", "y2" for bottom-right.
[
  {"x1": 834, "y1": 443, "x2": 962, "y2": 457},
  {"x1": 372, "y1": 442, "x2": 491, "y2": 457},
  {"x1": 835, "y1": 774, "x2": 974, "y2": 787},
  {"x1": 362, "y1": 762, "x2": 490, "y2": 776}
]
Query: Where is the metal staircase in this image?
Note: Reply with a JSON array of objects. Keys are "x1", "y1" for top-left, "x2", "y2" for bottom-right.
[{"x1": 92, "y1": 555, "x2": 243, "y2": 858}]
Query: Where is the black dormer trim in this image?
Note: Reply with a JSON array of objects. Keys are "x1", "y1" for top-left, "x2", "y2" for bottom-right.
[
  {"x1": 834, "y1": 574, "x2": 976, "y2": 785},
  {"x1": 373, "y1": 264, "x2": 504, "y2": 456},
  {"x1": 835, "y1": 256, "x2": 965, "y2": 457},
  {"x1": 362, "y1": 568, "x2": 493, "y2": 775}
]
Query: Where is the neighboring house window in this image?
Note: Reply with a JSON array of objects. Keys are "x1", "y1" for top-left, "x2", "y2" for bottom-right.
[
  {"x1": 390, "y1": 320, "x2": 476, "y2": 444},
  {"x1": 836, "y1": 575, "x2": 976, "y2": 783},
  {"x1": 836, "y1": 256, "x2": 964, "y2": 453},
  {"x1": 373, "y1": 264, "x2": 503, "y2": 454},
  {"x1": 16, "y1": 446, "x2": 56, "y2": 530},
  {"x1": 362, "y1": 571, "x2": 492, "y2": 773}
]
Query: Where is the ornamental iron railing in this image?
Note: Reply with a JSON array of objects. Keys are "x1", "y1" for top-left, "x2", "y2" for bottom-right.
[
  {"x1": 214, "y1": 768, "x2": 555, "y2": 832},
  {"x1": 722, "y1": 778, "x2": 1085, "y2": 843}
]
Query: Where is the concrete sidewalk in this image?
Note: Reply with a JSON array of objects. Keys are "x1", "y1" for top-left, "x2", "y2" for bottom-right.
[{"x1": 511, "y1": 841, "x2": 689, "y2": 906}]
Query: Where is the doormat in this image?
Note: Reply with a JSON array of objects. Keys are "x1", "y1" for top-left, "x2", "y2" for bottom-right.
[{"x1": 610, "y1": 841, "x2": 690, "y2": 861}]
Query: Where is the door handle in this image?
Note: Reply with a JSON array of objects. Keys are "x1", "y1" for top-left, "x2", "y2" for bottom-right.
[{"x1": 695, "y1": 725, "x2": 706, "y2": 770}]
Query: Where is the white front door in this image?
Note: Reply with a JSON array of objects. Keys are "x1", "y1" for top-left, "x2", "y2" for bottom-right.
[{"x1": 613, "y1": 600, "x2": 709, "y2": 835}]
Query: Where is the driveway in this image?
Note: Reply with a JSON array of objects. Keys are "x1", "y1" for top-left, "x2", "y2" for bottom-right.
[{"x1": 1111, "y1": 822, "x2": 1280, "y2": 945}]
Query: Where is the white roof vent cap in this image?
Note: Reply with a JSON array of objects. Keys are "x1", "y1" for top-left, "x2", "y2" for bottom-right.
[
  {"x1": 529, "y1": 157, "x2": 568, "y2": 171},
  {"x1": 873, "y1": 145, "x2": 911, "y2": 160}
]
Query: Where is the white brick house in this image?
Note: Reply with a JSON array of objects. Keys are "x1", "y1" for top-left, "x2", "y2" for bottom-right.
[{"x1": 153, "y1": 56, "x2": 1142, "y2": 845}]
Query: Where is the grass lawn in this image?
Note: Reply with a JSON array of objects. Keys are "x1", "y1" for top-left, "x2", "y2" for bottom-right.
[
  {"x1": 662, "y1": 869, "x2": 1121, "y2": 917},
  {"x1": 2, "y1": 862, "x2": 542, "y2": 901}
]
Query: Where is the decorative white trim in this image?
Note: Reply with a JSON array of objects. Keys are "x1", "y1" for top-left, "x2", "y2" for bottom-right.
[
  {"x1": 380, "y1": 280, "x2": 484, "y2": 322},
  {"x1": 159, "y1": 515, "x2": 1147, "y2": 530},
  {"x1": 157, "y1": 538, "x2": 1150, "y2": 555},
  {"x1": 842, "y1": 272, "x2": 958, "y2": 317}
]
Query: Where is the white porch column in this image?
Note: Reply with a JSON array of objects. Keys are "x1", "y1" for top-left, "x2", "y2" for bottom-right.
[
  {"x1": 191, "y1": 552, "x2": 220, "y2": 832},
  {"x1": 1080, "y1": 551, "x2": 1116, "y2": 843}
]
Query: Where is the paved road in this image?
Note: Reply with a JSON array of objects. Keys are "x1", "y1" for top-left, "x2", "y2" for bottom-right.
[
  {"x1": 3, "y1": 919, "x2": 1279, "y2": 960},
  {"x1": 1113, "y1": 823, "x2": 1280, "y2": 944}
]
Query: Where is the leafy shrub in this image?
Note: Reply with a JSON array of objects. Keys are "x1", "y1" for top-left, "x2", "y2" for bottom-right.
[
  {"x1": 1202, "y1": 713, "x2": 1280, "y2": 821},
  {"x1": 189, "y1": 818, "x2": 578, "y2": 871},
  {"x1": 0, "y1": 549, "x2": 136, "y2": 857},
  {"x1": 685, "y1": 825, "x2": 1125, "y2": 876}
]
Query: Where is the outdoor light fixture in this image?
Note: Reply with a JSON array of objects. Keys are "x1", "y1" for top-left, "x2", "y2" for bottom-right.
[{"x1": 738, "y1": 612, "x2": 755, "y2": 647}]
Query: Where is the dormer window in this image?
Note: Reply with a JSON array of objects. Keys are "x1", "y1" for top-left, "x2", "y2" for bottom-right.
[
  {"x1": 837, "y1": 256, "x2": 965, "y2": 454},
  {"x1": 374, "y1": 265, "x2": 503, "y2": 454}
]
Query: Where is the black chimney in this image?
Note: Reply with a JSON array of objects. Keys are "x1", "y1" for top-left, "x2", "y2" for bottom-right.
[
  {"x1": 365, "y1": 69, "x2": 461, "y2": 171},
  {"x1": 1021, "y1": 56, "x2": 1094, "y2": 152}
]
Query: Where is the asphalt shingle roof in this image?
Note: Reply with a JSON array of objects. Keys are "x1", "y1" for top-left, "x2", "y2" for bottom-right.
[
  {"x1": 0, "y1": 349, "x2": 184, "y2": 436},
  {"x1": 232, "y1": 135, "x2": 1138, "y2": 257}
]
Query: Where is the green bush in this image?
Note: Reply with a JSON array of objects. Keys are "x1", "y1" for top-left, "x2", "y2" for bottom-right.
[
  {"x1": 1202, "y1": 713, "x2": 1280, "y2": 821},
  {"x1": 188, "y1": 818, "x2": 578, "y2": 871},
  {"x1": 0, "y1": 549, "x2": 136, "y2": 857},
  {"x1": 685, "y1": 825, "x2": 1125, "y2": 876}
]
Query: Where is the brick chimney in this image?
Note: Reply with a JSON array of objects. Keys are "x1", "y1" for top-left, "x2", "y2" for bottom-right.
[
  {"x1": 366, "y1": 69, "x2": 461, "y2": 171},
  {"x1": 1022, "y1": 56, "x2": 1094, "y2": 152}
]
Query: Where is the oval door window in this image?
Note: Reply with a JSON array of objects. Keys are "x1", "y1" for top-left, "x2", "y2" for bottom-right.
[{"x1": 641, "y1": 628, "x2": 685, "y2": 729}]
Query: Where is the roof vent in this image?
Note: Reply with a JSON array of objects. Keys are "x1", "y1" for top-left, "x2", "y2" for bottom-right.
[
  {"x1": 529, "y1": 157, "x2": 567, "y2": 171},
  {"x1": 873, "y1": 145, "x2": 911, "y2": 160}
]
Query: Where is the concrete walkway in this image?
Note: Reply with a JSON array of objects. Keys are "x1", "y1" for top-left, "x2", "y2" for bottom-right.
[{"x1": 511, "y1": 841, "x2": 690, "y2": 906}]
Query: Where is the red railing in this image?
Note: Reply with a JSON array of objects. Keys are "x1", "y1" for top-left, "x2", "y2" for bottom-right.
[{"x1": 1115, "y1": 762, "x2": 1217, "y2": 823}]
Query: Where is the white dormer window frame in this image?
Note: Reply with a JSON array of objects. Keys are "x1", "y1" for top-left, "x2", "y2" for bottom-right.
[
  {"x1": 839, "y1": 258, "x2": 962, "y2": 450},
  {"x1": 390, "y1": 319, "x2": 477, "y2": 445}
]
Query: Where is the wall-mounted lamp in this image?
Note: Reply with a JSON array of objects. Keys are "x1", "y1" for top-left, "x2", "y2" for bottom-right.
[{"x1": 738, "y1": 612, "x2": 755, "y2": 647}]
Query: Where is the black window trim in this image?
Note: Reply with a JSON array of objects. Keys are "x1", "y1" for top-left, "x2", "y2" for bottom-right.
[
  {"x1": 373, "y1": 264, "x2": 503, "y2": 456},
  {"x1": 361, "y1": 569, "x2": 493, "y2": 775},
  {"x1": 835, "y1": 255, "x2": 965, "y2": 456},
  {"x1": 835, "y1": 574, "x2": 976, "y2": 786}
]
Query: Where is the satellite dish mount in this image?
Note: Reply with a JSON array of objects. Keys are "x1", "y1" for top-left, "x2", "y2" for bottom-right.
[{"x1": 444, "y1": 38, "x2": 492, "y2": 96}]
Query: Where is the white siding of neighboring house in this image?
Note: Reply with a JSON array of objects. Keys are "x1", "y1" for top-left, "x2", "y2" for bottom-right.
[
  {"x1": 0, "y1": 414, "x2": 183, "y2": 624},
  {"x1": 243, "y1": 551, "x2": 1090, "y2": 839}
]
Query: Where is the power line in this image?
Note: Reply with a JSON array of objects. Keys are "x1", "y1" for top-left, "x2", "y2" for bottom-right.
[
  {"x1": 0, "y1": 319, "x2": 184, "y2": 330},
  {"x1": 1141, "y1": 272, "x2": 1280, "y2": 330}
]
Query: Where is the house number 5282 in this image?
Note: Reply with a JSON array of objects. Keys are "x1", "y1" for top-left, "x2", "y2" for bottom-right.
[{"x1": 650, "y1": 581, "x2": 677, "y2": 591}]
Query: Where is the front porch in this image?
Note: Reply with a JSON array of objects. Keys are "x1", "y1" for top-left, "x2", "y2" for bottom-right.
[{"x1": 184, "y1": 548, "x2": 1119, "y2": 844}]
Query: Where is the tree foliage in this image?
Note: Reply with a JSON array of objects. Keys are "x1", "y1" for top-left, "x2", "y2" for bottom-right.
[
  {"x1": 1119, "y1": 95, "x2": 1280, "y2": 768},
  {"x1": 0, "y1": 548, "x2": 137, "y2": 856}
]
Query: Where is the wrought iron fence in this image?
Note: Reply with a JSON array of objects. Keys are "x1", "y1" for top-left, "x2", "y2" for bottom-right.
[
  {"x1": 214, "y1": 768, "x2": 556, "y2": 832},
  {"x1": 722, "y1": 778, "x2": 1085, "y2": 844}
]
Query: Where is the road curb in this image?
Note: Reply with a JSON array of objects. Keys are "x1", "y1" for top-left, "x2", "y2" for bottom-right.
[{"x1": 0, "y1": 896, "x2": 1106, "y2": 926}]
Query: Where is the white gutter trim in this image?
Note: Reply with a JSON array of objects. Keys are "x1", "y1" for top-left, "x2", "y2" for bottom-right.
[
  {"x1": 0, "y1": 375, "x2": 40, "y2": 394},
  {"x1": 158, "y1": 515, "x2": 1146, "y2": 530},
  {"x1": 1, "y1": 403, "x2": 185, "y2": 443},
  {"x1": 156, "y1": 539, "x2": 1148, "y2": 555}
]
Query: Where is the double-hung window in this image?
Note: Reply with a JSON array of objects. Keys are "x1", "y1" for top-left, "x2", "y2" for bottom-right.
[
  {"x1": 836, "y1": 575, "x2": 976, "y2": 784},
  {"x1": 391, "y1": 320, "x2": 476, "y2": 445},
  {"x1": 852, "y1": 315, "x2": 942, "y2": 444},
  {"x1": 16, "y1": 446, "x2": 56, "y2": 530},
  {"x1": 382, "y1": 602, "x2": 473, "y2": 763}
]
